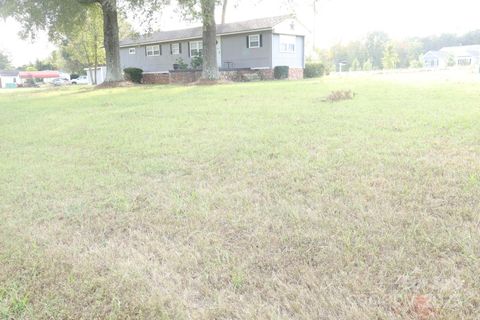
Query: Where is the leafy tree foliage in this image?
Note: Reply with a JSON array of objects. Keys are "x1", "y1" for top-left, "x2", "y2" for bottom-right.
[
  {"x1": 314, "y1": 28, "x2": 480, "y2": 72},
  {"x1": 350, "y1": 58, "x2": 360, "y2": 71},
  {"x1": 366, "y1": 31, "x2": 389, "y2": 69},
  {"x1": 362, "y1": 59, "x2": 373, "y2": 71},
  {"x1": 0, "y1": 0, "x2": 165, "y2": 84},
  {"x1": 0, "y1": 51, "x2": 12, "y2": 70},
  {"x1": 409, "y1": 59, "x2": 423, "y2": 69},
  {"x1": 60, "y1": 5, "x2": 105, "y2": 83},
  {"x1": 382, "y1": 42, "x2": 399, "y2": 69}
]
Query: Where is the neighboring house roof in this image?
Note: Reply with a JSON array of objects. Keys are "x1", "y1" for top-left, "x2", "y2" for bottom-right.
[
  {"x1": 19, "y1": 71, "x2": 60, "y2": 79},
  {"x1": 120, "y1": 15, "x2": 295, "y2": 47},
  {"x1": 0, "y1": 70, "x2": 19, "y2": 77},
  {"x1": 440, "y1": 45, "x2": 480, "y2": 57},
  {"x1": 423, "y1": 50, "x2": 449, "y2": 60}
]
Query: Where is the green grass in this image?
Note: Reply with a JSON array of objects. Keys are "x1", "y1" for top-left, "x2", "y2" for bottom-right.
[{"x1": 0, "y1": 77, "x2": 479, "y2": 319}]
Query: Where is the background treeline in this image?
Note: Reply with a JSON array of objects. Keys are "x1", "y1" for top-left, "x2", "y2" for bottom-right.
[{"x1": 314, "y1": 29, "x2": 480, "y2": 72}]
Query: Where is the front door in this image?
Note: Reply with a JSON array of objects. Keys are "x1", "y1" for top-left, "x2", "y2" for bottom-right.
[{"x1": 216, "y1": 37, "x2": 222, "y2": 68}]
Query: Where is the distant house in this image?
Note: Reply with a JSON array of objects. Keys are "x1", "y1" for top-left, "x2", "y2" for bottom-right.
[
  {"x1": 423, "y1": 51, "x2": 449, "y2": 68},
  {"x1": 0, "y1": 70, "x2": 20, "y2": 88},
  {"x1": 119, "y1": 15, "x2": 306, "y2": 75},
  {"x1": 424, "y1": 45, "x2": 480, "y2": 68}
]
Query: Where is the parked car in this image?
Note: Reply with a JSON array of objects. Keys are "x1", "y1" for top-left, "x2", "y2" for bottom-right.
[
  {"x1": 70, "y1": 75, "x2": 89, "y2": 85},
  {"x1": 52, "y1": 78, "x2": 70, "y2": 86}
]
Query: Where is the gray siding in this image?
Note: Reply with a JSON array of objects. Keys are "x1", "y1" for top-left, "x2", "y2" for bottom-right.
[
  {"x1": 120, "y1": 30, "x2": 305, "y2": 72},
  {"x1": 220, "y1": 31, "x2": 272, "y2": 69},
  {"x1": 271, "y1": 34, "x2": 305, "y2": 68},
  {"x1": 120, "y1": 40, "x2": 199, "y2": 72}
]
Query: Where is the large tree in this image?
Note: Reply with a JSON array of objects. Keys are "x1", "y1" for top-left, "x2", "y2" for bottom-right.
[
  {"x1": 178, "y1": 0, "x2": 219, "y2": 80},
  {"x1": 365, "y1": 31, "x2": 390, "y2": 69},
  {"x1": 382, "y1": 42, "x2": 399, "y2": 69},
  {"x1": 221, "y1": 0, "x2": 227, "y2": 24},
  {"x1": 63, "y1": 5, "x2": 105, "y2": 83},
  {"x1": 78, "y1": 0, "x2": 123, "y2": 82},
  {"x1": 0, "y1": 0, "x2": 164, "y2": 84}
]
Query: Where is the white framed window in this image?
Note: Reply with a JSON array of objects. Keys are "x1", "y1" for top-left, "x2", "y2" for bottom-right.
[
  {"x1": 171, "y1": 43, "x2": 180, "y2": 55},
  {"x1": 146, "y1": 45, "x2": 161, "y2": 57},
  {"x1": 189, "y1": 41, "x2": 203, "y2": 57},
  {"x1": 248, "y1": 34, "x2": 260, "y2": 48},
  {"x1": 279, "y1": 35, "x2": 296, "y2": 53},
  {"x1": 458, "y1": 57, "x2": 472, "y2": 65},
  {"x1": 129, "y1": 48, "x2": 136, "y2": 55}
]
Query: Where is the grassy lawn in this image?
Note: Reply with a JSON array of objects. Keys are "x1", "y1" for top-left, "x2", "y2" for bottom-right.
[{"x1": 0, "y1": 77, "x2": 479, "y2": 319}]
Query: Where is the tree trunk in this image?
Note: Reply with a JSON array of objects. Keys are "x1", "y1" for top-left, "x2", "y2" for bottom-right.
[
  {"x1": 201, "y1": 0, "x2": 219, "y2": 80},
  {"x1": 221, "y1": 0, "x2": 228, "y2": 24},
  {"x1": 100, "y1": 0, "x2": 123, "y2": 82}
]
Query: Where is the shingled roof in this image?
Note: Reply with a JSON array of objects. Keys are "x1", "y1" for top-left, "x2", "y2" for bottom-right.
[
  {"x1": 120, "y1": 15, "x2": 293, "y2": 47},
  {"x1": 0, "y1": 70, "x2": 19, "y2": 77}
]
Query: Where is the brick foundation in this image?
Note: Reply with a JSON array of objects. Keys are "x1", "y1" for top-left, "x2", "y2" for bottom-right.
[
  {"x1": 288, "y1": 68, "x2": 304, "y2": 80},
  {"x1": 169, "y1": 70, "x2": 202, "y2": 84},
  {"x1": 219, "y1": 68, "x2": 274, "y2": 82},
  {"x1": 142, "y1": 68, "x2": 301, "y2": 85},
  {"x1": 143, "y1": 72, "x2": 169, "y2": 84}
]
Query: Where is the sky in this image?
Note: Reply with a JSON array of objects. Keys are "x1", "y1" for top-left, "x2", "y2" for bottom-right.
[{"x1": 1, "y1": 0, "x2": 480, "y2": 67}]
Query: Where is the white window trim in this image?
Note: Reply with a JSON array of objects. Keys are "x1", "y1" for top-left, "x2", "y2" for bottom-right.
[
  {"x1": 279, "y1": 35, "x2": 296, "y2": 53},
  {"x1": 129, "y1": 48, "x2": 136, "y2": 55},
  {"x1": 171, "y1": 43, "x2": 180, "y2": 55},
  {"x1": 189, "y1": 40, "x2": 203, "y2": 57},
  {"x1": 248, "y1": 34, "x2": 260, "y2": 49},
  {"x1": 146, "y1": 45, "x2": 161, "y2": 57}
]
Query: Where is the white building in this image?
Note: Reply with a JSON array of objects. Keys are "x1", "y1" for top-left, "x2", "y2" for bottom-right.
[
  {"x1": 424, "y1": 45, "x2": 480, "y2": 69},
  {"x1": 85, "y1": 66, "x2": 107, "y2": 85},
  {"x1": 0, "y1": 70, "x2": 20, "y2": 88}
]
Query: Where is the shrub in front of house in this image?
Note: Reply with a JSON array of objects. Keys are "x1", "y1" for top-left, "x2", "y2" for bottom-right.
[
  {"x1": 174, "y1": 58, "x2": 189, "y2": 70},
  {"x1": 124, "y1": 68, "x2": 143, "y2": 83},
  {"x1": 190, "y1": 56, "x2": 203, "y2": 69},
  {"x1": 304, "y1": 63, "x2": 326, "y2": 78},
  {"x1": 274, "y1": 66, "x2": 289, "y2": 79}
]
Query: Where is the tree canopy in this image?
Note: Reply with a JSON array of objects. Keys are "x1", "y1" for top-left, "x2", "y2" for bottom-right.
[
  {"x1": 0, "y1": 51, "x2": 12, "y2": 70},
  {"x1": 0, "y1": 0, "x2": 166, "y2": 83},
  {"x1": 315, "y1": 28, "x2": 480, "y2": 71}
]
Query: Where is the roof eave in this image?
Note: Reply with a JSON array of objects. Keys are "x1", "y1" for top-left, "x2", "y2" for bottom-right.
[{"x1": 120, "y1": 27, "x2": 274, "y2": 48}]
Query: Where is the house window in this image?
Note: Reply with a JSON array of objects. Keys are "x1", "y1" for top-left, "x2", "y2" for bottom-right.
[
  {"x1": 458, "y1": 57, "x2": 472, "y2": 65},
  {"x1": 171, "y1": 43, "x2": 180, "y2": 55},
  {"x1": 190, "y1": 41, "x2": 203, "y2": 57},
  {"x1": 129, "y1": 48, "x2": 136, "y2": 55},
  {"x1": 146, "y1": 45, "x2": 161, "y2": 57},
  {"x1": 248, "y1": 34, "x2": 260, "y2": 48},
  {"x1": 280, "y1": 35, "x2": 296, "y2": 53}
]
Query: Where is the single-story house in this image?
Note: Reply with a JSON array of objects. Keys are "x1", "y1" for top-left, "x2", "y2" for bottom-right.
[
  {"x1": 119, "y1": 15, "x2": 307, "y2": 81},
  {"x1": 0, "y1": 70, "x2": 20, "y2": 88},
  {"x1": 424, "y1": 45, "x2": 480, "y2": 68}
]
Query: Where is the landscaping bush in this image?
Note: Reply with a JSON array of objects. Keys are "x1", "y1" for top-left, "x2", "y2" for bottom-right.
[
  {"x1": 304, "y1": 63, "x2": 325, "y2": 78},
  {"x1": 174, "y1": 58, "x2": 188, "y2": 70},
  {"x1": 124, "y1": 67, "x2": 143, "y2": 83},
  {"x1": 274, "y1": 66, "x2": 289, "y2": 79},
  {"x1": 363, "y1": 59, "x2": 373, "y2": 71},
  {"x1": 191, "y1": 56, "x2": 203, "y2": 69}
]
